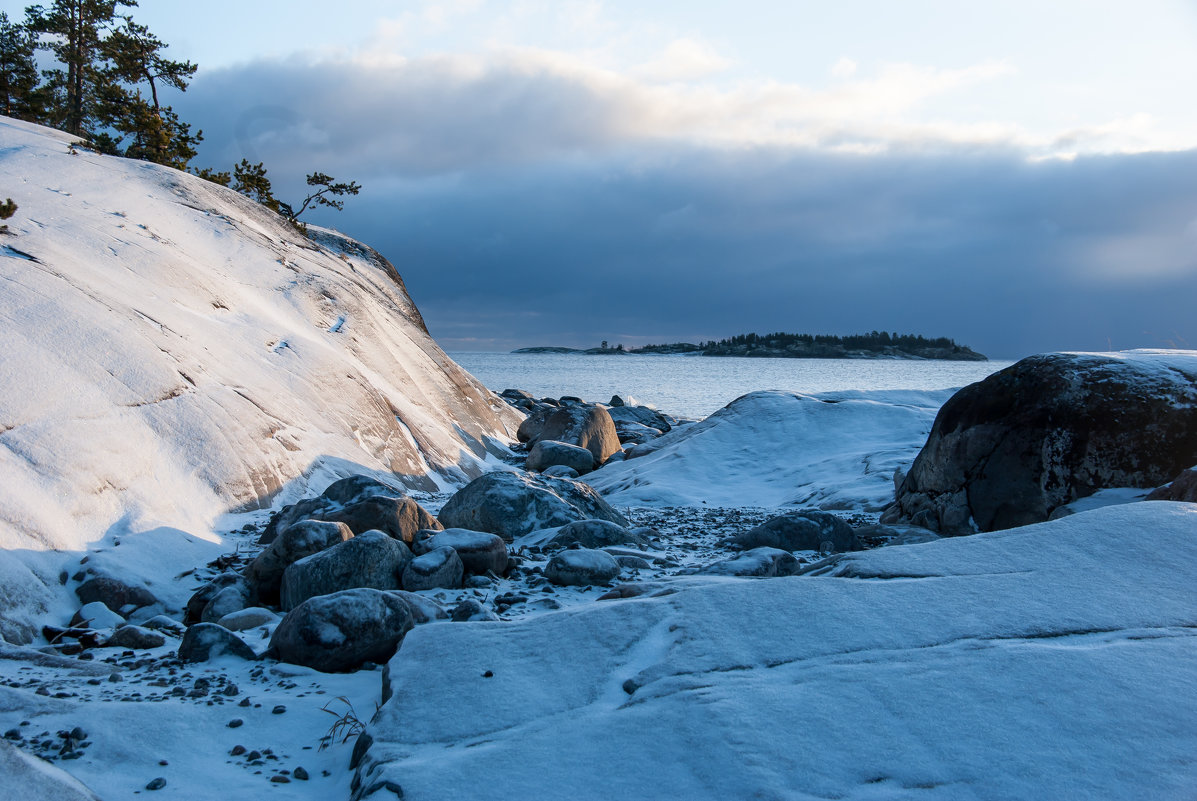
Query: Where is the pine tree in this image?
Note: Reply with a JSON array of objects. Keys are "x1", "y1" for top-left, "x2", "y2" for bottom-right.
[
  {"x1": 0, "y1": 12, "x2": 43, "y2": 120},
  {"x1": 27, "y1": 0, "x2": 132, "y2": 138},
  {"x1": 232, "y1": 159, "x2": 279, "y2": 211},
  {"x1": 280, "y1": 172, "x2": 362, "y2": 224},
  {"x1": 102, "y1": 15, "x2": 200, "y2": 167}
]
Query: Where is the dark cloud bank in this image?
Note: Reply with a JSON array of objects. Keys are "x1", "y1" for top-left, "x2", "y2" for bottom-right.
[{"x1": 178, "y1": 59, "x2": 1197, "y2": 359}]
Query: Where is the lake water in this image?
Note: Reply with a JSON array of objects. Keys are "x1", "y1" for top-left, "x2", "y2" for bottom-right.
[{"x1": 450, "y1": 352, "x2": 1013, "y2": 419}]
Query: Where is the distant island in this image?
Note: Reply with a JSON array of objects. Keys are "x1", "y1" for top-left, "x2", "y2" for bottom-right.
[{"x1": 514, "y1": 332, "x2": 987, "y2": 361}]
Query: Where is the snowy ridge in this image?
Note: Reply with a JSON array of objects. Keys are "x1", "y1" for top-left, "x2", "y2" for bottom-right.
[
  {"x1": 589, "y1": 388, "x2": 952, "y2": 509},
  {"x1": 0, "y1": 117, "x2": 521, "y2": 633},
  {"x1": 364, "y1": 502, "x2": 1197, "y2": 800}
]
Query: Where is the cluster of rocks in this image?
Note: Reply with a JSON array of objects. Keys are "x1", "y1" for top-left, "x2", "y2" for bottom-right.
[{"x1": 499, "y1": 390, "x2": 684, "y2": 474}]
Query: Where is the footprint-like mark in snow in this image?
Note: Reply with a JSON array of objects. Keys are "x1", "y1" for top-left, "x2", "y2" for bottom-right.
[{"x1": 329, "y1": 315, "x2": 346, "y2": 333}]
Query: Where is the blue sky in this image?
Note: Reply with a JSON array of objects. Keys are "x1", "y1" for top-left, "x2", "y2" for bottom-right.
[{"x1": 12, "y1": 0, "x2": 1196, "y2": 356}]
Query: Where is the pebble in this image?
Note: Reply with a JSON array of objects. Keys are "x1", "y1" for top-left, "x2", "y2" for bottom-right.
[
  {"x1": 271, "y1": 705, "x2": 286, "y2": 715},
  {"x1": 227, "y1": 719, "x2": 243, "y2": 728},
  {"x1": 230, "y1": 745, "x2": 247, "y2": 756},
  {"x1": 270, "y1": 775, "x2": 290, "y2": 783},
  {"x1": 146, "y1": 777, "x2": 167, "y2": 790},
  {"x1": 293, "y1": 766, "x2": 309, "y2": 781}
]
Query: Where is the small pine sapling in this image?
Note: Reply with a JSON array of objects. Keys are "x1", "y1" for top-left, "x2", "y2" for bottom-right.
[{"x1": 0, "y1": 197, "x2": 16, "y2": 233}]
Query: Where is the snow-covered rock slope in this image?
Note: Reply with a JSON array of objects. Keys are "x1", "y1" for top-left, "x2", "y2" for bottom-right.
[
  {"x1": 0, "y1": 117, "x2": 520, "y2": 627},
  {"x1": 364, "y1": 501, "x2": 1197, "y2": 800},
  {"x1": 589, "y1": 389, "x2": 951, "y2": 509}
]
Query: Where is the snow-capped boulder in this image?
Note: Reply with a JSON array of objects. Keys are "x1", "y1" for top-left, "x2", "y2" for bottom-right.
[
  {"x1": 280, "y1": 530, "x2": 410, "y2": 610},
  {"x1": 215, "y1": 607, "x2": 279, "y2": 632},
  {"x1": 386, "y1": 591, "x2": 449, "y2": 625},
  {"x1": 542, "y1": 465, "x2": 580, "y2": 479},
  {"x1": 319, "y1": 497, "x2": 442, "y2": 545},
  {"x1": 700, "y1": 547, "x2": 801, "y2": 577},
  {"x1": 0, "y1": 117, "x2": 520, "y2": 634},
  {"x1": 451, "y1": 598, "x2": 500, "y2": 622},
  {"x1": 401, "y1": 546, "x2": 464, "y2": 592},
  {"x1": 360, "y1": 503, "x2": 1197, "y2": 800},
  {"x1": 69, "y1": 602, "x2": 124, "y2": 630},
  {"x1": 271, "y1": 588, "x2": 414, "y2": 672},
  {"x1": 105, "y1": 624, "x2": 166, "y2": 650},
  {"x1": 199, "y1": 583, "x2": 251, "y2": 623},
  {"x1": 178, "y1": 623, "x2": 257, "y2": 663},
  {"x1": 74, "y1": 577, "x2": 158, "y2": 616},
  {"x1": 733, "y1": 510, "x2": 856, "y2": 553},
  {"x1": 544, "y1": 549, "x2": 621, "y2": 586},
  {"x1": 526, "y1": 440, "x2": 596, "y2": 475},
  {"x1": 418, "y1": 530, "x2": 508, "y2": 576},
  {"x1": 887, "y1": 351, "x2": 1197, "y2": 533},
  {"x1": 612, "y1": 420, "x2": 663, "y2": 446},
  {"x1": 438, "y1": 472, "x2": 629, "y2": 542},
  {"x1": 184, "y1": 574, "x2": 245, "y2": 625},
  {"x1": 535, "y1": 405, "x2": 621, "y2": 465},
  {"x1": 246, "y1": 519, "x2": 354, "y2": 603},
  {"x1": 1147, "y1": 466, "x2": 1197, "y2": 502},
  {"x1": 589, "y1": 389, "x2": 951, "y2": 509},
  {"x1": 319, "y1": 475, "x2": 408, "y2": 506},
  {"x1": 606, "y1": 404, "x2": 672, "y2": 434},
  {"x1": 546, "y1": 519, "x2": 649, "y2": 550}
]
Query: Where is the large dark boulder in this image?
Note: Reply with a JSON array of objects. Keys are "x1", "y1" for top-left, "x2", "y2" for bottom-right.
[
  {"x1": 179, "y1": 623, "x2": 257, "y2": 663},
  {"x1": 733, "y1": 511, "x2": 856, "y2": 553},
  {"x1": 544, "y1": 548, "x2": 621, "y2": 586},
  {"x1": 280, "y1": 531, "x2": 411, "y2": 611},
  {"x1": 417, "y1": 529, "x2": 508, "y2": 576},
  {"x1": 75, "y1": 577, "x2": 157, "y2": 616},
  {"x1": 546, "y1": 519, "x2": 650, "y2": 550},
  {"x1": 246, "y1": 520, "x2": 354, "y2": 604},
  {"x1": 321, "y1": 497, "x2": 441, "y2": 545},
  {"x1": 606, "y1": 404, "x2": 672, "y2": 434},
  {"x1": 401, "y1": 546, "x2": 463, "y2": 591},
  {"x1": 320, "y1": 475, "x2": 407, "y2": 506},
  {"x1": 886, "y1": 352, "x2": 1197, "y2": 534},
  {"x1": 526, "y1": 440, "x2": 596, "y2": 475},
  {"x1": 270, "y1": 588, "x2": 414, "y2": 672},
  {"x1": 438, "y1": 471, "x2": 629, "y2": 541},
  {"x1": 259, "y1": 476, "x2": 414, "y2": 544},
  {"x1": 533, "y1": 406, "x2": 621, "y2": 465}
]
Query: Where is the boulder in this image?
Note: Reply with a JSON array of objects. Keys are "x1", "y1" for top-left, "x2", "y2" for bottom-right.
[
  {"x1": 320, "y1": 475, "x2": 405, "y2": 505},
  {"x1": 734, "y1": 511, "x2": 856, "y2": 553},
  {"x1": 516, "y1": 405, "x2": 556, "y2": 443},
  {"x1": 281, "y1": 531, "x2": 411, "y2": 611},
  {"x1": 184, "y1": 574, "x2": 247, "y2": 624},
  {"x1": 613, "y1": 420, "x2": 663, "y2": 446},
  {"x1": 321, "y1": 496, "x2": 441, "y2": 544},
  {"x1": 526, "y1": 440, "x2": 596, "y2": 475},
  {"x1": 500, "y1": 389, "x2": 534, "y2": 401},
  {"x1": 75, "y1": 577, "x2": 157, "y2": 616},
  {"x1": 70, "y1": 602, "x2": 124, "y2": 630},
  {"x1": 701, "y1": 547, "x2": 802, "y2": 577},
  {"x1": 246, "y1": 520, "x2": 354, "y2": 603},
  {"x1": 386, "y1": 591, "x2": 449, "y2": 624},
  {"x1": 546, "y1": 519, "x2": 650, "y2": 550},
  {"x1": 216, "y1": 607, "x2": 280, "y2": 631},
  {"x1": 542, "y1": 465, "x2": 580, "y2": 479},
  {"x1": 419, "y1": 529, "x2": 508, "y2": 576},
  {"x1": 200, "y1": 583, "x2": 251, "y2": 623},
  {"x1": 1147, "y1": 466, "x2": 1197, "y2": 502},
  {"x1": 533, "y1": 405, "x2": 621, "y2": 465},
  {"x1": 544, "y1": 549, "x2": 621, "y2": 586},
  {"x1": 178, "y1": 623, "x2": 257, "y2": 663},
  {"x1": 450, "y1": 599, "x2": 499, "y2": 622},
  {"x1": 887, "y1": 352, "x2": 1197, "y2": 534},
  {"x1": 270, "y1": 588, "x2": 414, "y2": 672},
  {"x1": 438, "y1": 471, "x2": 629, "y2": 541},
  {"x1": 105, "y1": 625, "x2": 166, "y2": 650},
  {"x1": 402, "y1": 546, "x2": 464, "y2": 592},
  {"x1": 607, "y1": 404, "x2": 672, "y2": 433}
]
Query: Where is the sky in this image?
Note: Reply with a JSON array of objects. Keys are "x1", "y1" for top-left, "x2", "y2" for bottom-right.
[{"x1": 12, "y1": 0, "x2": 1197, "y2": 357}]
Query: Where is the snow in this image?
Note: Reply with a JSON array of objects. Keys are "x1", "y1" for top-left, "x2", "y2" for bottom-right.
[
  {"x1": 0, "y1": 117, "x2": 521, "y2": 637},
  {"x1": 589, "y1": 389, "x2": 952, "y2": 510},
  {"x1": 363, "y1": 501, "x2": 1197, "y2": 800}
]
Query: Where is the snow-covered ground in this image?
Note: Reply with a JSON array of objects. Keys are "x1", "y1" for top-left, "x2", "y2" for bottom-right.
[
  {"x1": 589, "y1": 389, "x2": 951, "y2": 509},
  {"x1": 0, "y1": 117, "x2": 521, "y2": 641},
  {"x1": 362, "y1": 501, "x2": 1197, "y2": 801}
]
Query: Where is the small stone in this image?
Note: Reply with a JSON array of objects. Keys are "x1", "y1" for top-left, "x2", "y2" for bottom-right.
[
  {"x1": 246, "y1": 750, "x2": 262, "y2": 761},
  {"x1": 271, "y1": 704, "x2": 286, "y2": 715},
  {"x1": 238, "y1": 697, "x2": 251, "y2": 707},
  {"x1": 4, "y1": 728, "x2": 20, "y2": 739},
  {"x1": 622, "y1": 678, "x2": 640, "y2": 695},
  {"x1": 482, "y1": 670, "x2": 494, "y2": 678},
  {"x1": 159, "y1": 760, "x2": 168, "y2": 766},
  {"x1": 230, "y1": 745, "x2": 246, "y2": 756},
  {"x1": 270, "y1": 775, "x2": 290, "y2": 783},
  {"x1": 222, "y1": 683, "x2": 239, "y2": 696},
  {"x1": 293, "y1": 766, "x2": 309, "y2": 781},
  {"x1": 108, "y1": 673, "x2": 123, "y2": 682},
  {"x1": 227, "y1": 719, "x2": 243, "y2": 729},
  {"x1": 146, "y1": 777, "x2": 167, "y2": 790}
]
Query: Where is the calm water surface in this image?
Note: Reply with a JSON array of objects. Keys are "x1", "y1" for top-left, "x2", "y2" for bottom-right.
[{"x1": 451, "y1": 352, "x2": 1013, "y2": 419}]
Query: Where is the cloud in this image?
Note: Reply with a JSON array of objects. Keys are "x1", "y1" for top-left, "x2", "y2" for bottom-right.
[
  {"x1": 174, "y1": 52, "x2": 1197, "y2": 358},
  {"x1": 633, "y1": 39, "x2": 733, "y2": 82}
]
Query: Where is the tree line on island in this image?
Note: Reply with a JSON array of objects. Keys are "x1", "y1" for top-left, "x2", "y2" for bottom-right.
[
  {"x1": 515, "y1": 331, "x2": 987, "y2": 360},
  {"x1": 0, "y1": 1, "x2": 358, "y2": 231}
]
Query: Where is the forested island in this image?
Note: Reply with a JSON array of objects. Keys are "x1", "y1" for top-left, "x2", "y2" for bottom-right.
[{"x1": 514, "y1": 331, "x2": 987, "y2": 360}]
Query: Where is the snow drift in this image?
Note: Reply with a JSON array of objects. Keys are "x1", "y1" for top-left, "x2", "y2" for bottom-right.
[
  {"x1": 0, "y1": 117, "x2": 521, "y2": 638},
  {"x1": 589, "y1": 389, "x2": 952, "y2": 509},
  {"x1": 363, "y1": 501, "x2": 1197, "y2": 800}
]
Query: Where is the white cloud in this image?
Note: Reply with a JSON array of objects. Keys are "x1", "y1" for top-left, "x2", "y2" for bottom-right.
[
  {"x1": 831, "y1": 57, "x2": 857, "y2": 79},
  {"x1": 634, "y1": 38, "x2": 733, "y2": 82}
]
